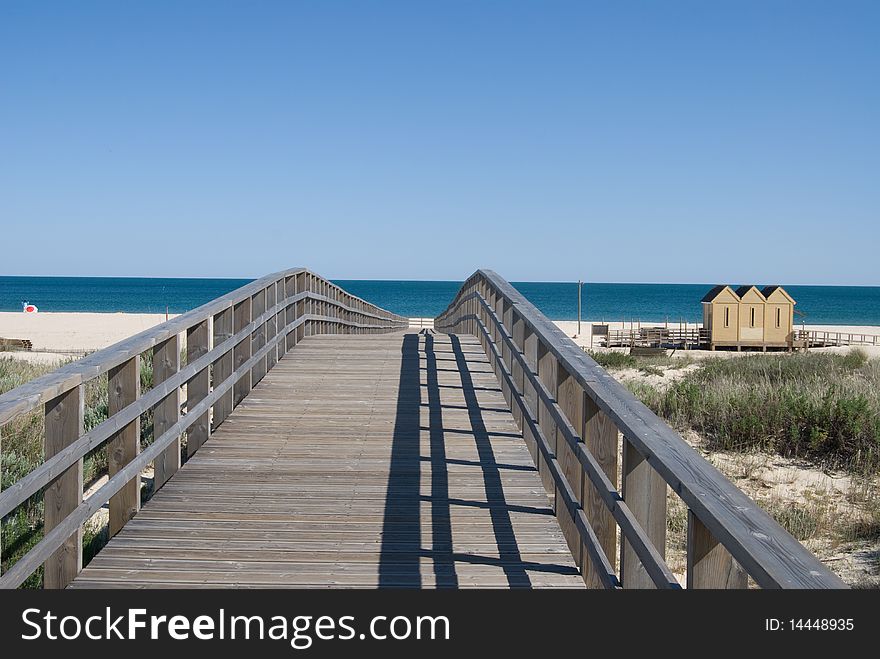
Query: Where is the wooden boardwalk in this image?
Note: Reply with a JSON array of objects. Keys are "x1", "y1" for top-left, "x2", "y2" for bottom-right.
[{"x1": 71, "y1": 331, "x2": 583, "y2": 588}]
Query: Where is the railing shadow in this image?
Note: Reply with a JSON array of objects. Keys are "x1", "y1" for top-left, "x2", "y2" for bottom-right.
[
  {"x1": 380, "y1": 331, "x2": 566, "y2": 588},
  {"x1": 448, "y1": 334, "x2": 531, "y2": 588},
  {"x1": 424, "y1": 333, "x2": 458, "y2": 587},
  {"x1": 379, "y1": 333, "x2": 423, "y2": 587}
]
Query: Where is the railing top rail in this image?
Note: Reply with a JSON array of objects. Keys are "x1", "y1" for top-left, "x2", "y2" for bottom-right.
[
  {"x1": 0, "y1": 267, "x2": 406, "y2": 426},
  {"x1": 436, "y1": 269, "x2": 845, "y2": 589}
]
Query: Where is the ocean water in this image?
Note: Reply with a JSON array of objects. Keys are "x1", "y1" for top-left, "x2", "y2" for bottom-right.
[{"x1": 1, "y1": 276, "x2": 879, "y2": 325}]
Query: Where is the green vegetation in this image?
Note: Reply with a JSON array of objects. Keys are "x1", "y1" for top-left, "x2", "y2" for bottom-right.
[
  {"x1": 586, "y1": 349, "x2": 695, "y2": 372},
  {"x1": 587, "y1": 350, "x2": 637, "y2": 370},
  {"x1": 0, "y1": 355, "x2": 156, "y2": 587},
  {"x1": 627, "y1": 350, "x2": 880, "y2": 474}
]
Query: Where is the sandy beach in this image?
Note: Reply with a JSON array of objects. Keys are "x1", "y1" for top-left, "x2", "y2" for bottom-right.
[
  {"x1": 1, "y1": 311, "x2": 879, "y2": 365},
  {"x1": 0, "y1": 311, "x2": 175, "y2": 363}
]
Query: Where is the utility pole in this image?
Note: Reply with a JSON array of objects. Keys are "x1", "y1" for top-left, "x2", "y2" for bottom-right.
[{"x1": 577, "y1": 280, "x2": 582, "y2": 337}]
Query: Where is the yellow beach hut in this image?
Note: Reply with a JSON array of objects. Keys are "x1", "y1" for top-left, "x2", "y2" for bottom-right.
[
  {"x1": 701, "y1": 284, "x2": 796, "y2": 350},
  {"x1": 735, "y1": 285, "x2": 767, "y2": 347},
  {"x1": 762, "y1": 285, "x2": 796, "y2": 347},
  {"x1": 701, "y1": 285, "x2": 740, "y2": 349}
]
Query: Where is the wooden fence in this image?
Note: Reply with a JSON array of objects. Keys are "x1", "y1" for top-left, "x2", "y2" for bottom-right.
[
  {"x1": 601, "y1": 327, "x2": 708, "y2": 349},
  {"x1": 435, "y1": 270, "x2": 845, "y2": 589},
  {"x1": 0, "y1": 268, "x2": 407, "y2": 589},
  {"x1": 792, "y1": 329, "x2": 880, "y2": 349}
]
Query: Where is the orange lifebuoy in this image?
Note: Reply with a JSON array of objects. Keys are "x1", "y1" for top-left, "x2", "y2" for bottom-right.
[{"x1": 23, "y1": 304, "x2": 38, "y2": 313}]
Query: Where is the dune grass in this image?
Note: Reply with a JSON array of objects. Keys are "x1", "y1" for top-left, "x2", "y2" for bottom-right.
[
  {"x1": 626, "y1": 349, "x2": 880, "y2": 474},
  {"x1": 0, "y1": 354, "x2": 155, "y2": 587},
  {"x1": 587, "y1": 349, "x2": 696, "y2": 370}
]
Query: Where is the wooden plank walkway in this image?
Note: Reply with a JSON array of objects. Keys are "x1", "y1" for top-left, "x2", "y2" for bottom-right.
[{"x1": 71, "y1": 331, "x2": 583, "y2": 588}]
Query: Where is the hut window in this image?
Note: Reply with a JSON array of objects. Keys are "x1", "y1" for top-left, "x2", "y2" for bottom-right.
[
  {"x1": 776, "y1": 308, "x2": 781, "y2": 328},
  {"x1": 750, "y1": 307, "x2": 755, "y2": 327},
  {"x1": 724, "y1": 307, "x2": 729, "y2": 327}
]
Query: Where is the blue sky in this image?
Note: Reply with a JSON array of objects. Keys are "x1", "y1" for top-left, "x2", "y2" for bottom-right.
[{"x1": 1, "y1": 1, "x2": 878, "y2": 284}]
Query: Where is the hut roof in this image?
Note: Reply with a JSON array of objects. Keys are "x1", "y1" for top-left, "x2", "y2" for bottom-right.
[
  {"x1": 762, "y1": 285, "x2": 796, "y2": 304},
  {"x1": 735, "y1": 285, "x2": 766, "y2": 300},
  {"x1": 701, "y1": 285, "x2": 738, "y2": 303}
]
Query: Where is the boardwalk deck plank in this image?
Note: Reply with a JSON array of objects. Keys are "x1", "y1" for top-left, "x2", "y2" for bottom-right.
[{"x1": 71, "y1": 332, "x2": 584, "y2": 589}]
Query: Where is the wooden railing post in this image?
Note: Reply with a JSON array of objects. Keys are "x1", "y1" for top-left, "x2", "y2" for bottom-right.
[
  {"x1": 153, "y1": 334, "x2": 181, "y2": 490},
  {"x1": 509, "y1": 310, "x2": 525, "y2": 428},
  {"x1": 687, "y1": 511, "x2": 747, "y2": 588},
  {"x1": 621, "y1": 438, "x2": 667, "y2": 588},
  {"x1": 283, "y1": 275, "x2": 295, "y2": 352},
  {"x1": 186, "y1": 320, "x2": 210, "y2": 458},
  {"x1": 296, "y1": 272, "x2": 306, "y2": 342},
  {"x1": 108, "y1": 356, "x2": 140, "y2": 536},
  {"x1": 309, "y1": 274, "x2": 316, "y2": 336},
  {"x1": 536, "y1": 342, "x2": 558, "y2": 505},
  {"x1": 583, "y1": 396, "x2": 618, "y2": 588},
  {"x1": 233, "y1": 298, "x2": 252, "y2": 406},
  {"x1": 499, "y1": 301, "x2": 514, "y2": 406},
  {"x1": 521, "y1": 327, "x2": 541, "y2": 467},
  {"x1": 43, "y1": 385, "x2": 84, "y2": 588},
  {"x1": 556, "y1": 367, "x2": 584, "y2": 569},
  {"x1": 212, "y1": 306, "x2": 234, "y2": 429},
  {"x1": 266, "y1": 282, "x2": 278, "y2": 371},
  {"x1": 251, "y1": 288, "x2": 267, "y2": 385}
]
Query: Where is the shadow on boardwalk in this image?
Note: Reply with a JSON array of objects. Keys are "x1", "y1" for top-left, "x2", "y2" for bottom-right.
[{"x1": 380, "y1": 331, "x2": 552, "y2": 587}]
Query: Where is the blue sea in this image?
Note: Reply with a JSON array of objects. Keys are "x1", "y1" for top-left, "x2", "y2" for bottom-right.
[{"x1": 1, "y1": 277, "x2": 879, "y2": 325}]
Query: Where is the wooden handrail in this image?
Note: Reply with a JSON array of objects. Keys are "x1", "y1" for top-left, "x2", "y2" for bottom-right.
[
  {"x1": 435, "y1": 270, "x2": 846, "y2": 589},
  {"x1": 0, "y1": 269, "x2": 407, "y2": 588}
]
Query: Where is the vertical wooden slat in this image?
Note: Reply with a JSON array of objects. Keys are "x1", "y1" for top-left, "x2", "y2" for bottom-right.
[
  {"x1": 295, "y1": 272, "x2": 306, "y2": 341},
  {"x1": 522, "y1": 327, "x2": 540, "y2": 464},
  {"x1": 621, "y1": 438, "x2": 667, "y2": 588},
  {"x1": 556, "y1": 367, "x2": 584, "y2": 567},
  {"x1": 536, "y1": 343, "x2": 558, "y2": 503},
  {"x1": 107, "y1": 356, "x2": 140, "y2": 536},
  {"x1": 212, "y1": 306, "x2": 234, "y2": 429},
  {"x1": 494, "y1": 294, "x2": 505, "y2": 349},
  {"x1": 306, "y1": 275, "x2": 314, "y2": 337},
  {"x1": 266, "y1": 282, "x2": 278, "y2": 371},
  {"x1": 582, "y1": 395, "x2": 618, "y2": 588},
  {"x1": 43, "y1": 385, "x2": 83, "y2": 588},
  {"x1": 509, "y1": 311, "x2": 525, "y2": 428},
  {"x1": 283, "y1": 275, "x2": 295, "y2": 352},
  {"x1": 251, "y1": 289, "x2": 267, "y2": 384},
  {"x1": 153, "y1": 334, "x2": 181, "y2": 491},
  {"x1": 233, "y1": 298, "x2": 252, "y2": 406},
  {"x1": 186, "y1": 320, "x2": 210, "y2": 458},
  {"x1": 687, "y1": 511, "x2": 748, "y2": 588}
]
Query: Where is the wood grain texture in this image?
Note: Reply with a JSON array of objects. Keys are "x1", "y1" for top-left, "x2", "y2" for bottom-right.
[
  {"x1": 212, "y1": 307, "x2": 234, "y2": 429},
  {"x1": 555, "y1": 369, "x2": 584, "y2": 568},
  {"x1": 536, "y1": 344, "x2": 558, "y2": 499},
  {"x1": 581, "y1": 396, "x2": 618, "y2": 588},
  {"x1": 687, "y1": 511, "x2": 748, "y2": 589},
  {"x1": 250, "y1": 289, "x2": 267, "y2": 385},
  {"x1": 71, "y1": 332, "x2": 583, "y2": 589},
  {"x1": 108, "y1": 356, "x2": 140, "y2": 536},
  {"x1": 233, "y1": 298, "x2": 253, "y2": 407},
  {"x1": 153, "y1": 335, "x2": 181, "y2": 491},
  {"x1": 186, "y1": 320, "x2": 210, "y2": 458},
  {"x1": 621, "y1": 438, "x2": 667, "y2": 588},
  {"x1": 43, "y1": 385, "x2": 83, "y2": 588}
]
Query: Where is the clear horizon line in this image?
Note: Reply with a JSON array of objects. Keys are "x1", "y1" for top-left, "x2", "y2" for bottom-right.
[{"x1": 1, "y1": 273, "x2": 879, "y2": 288}]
